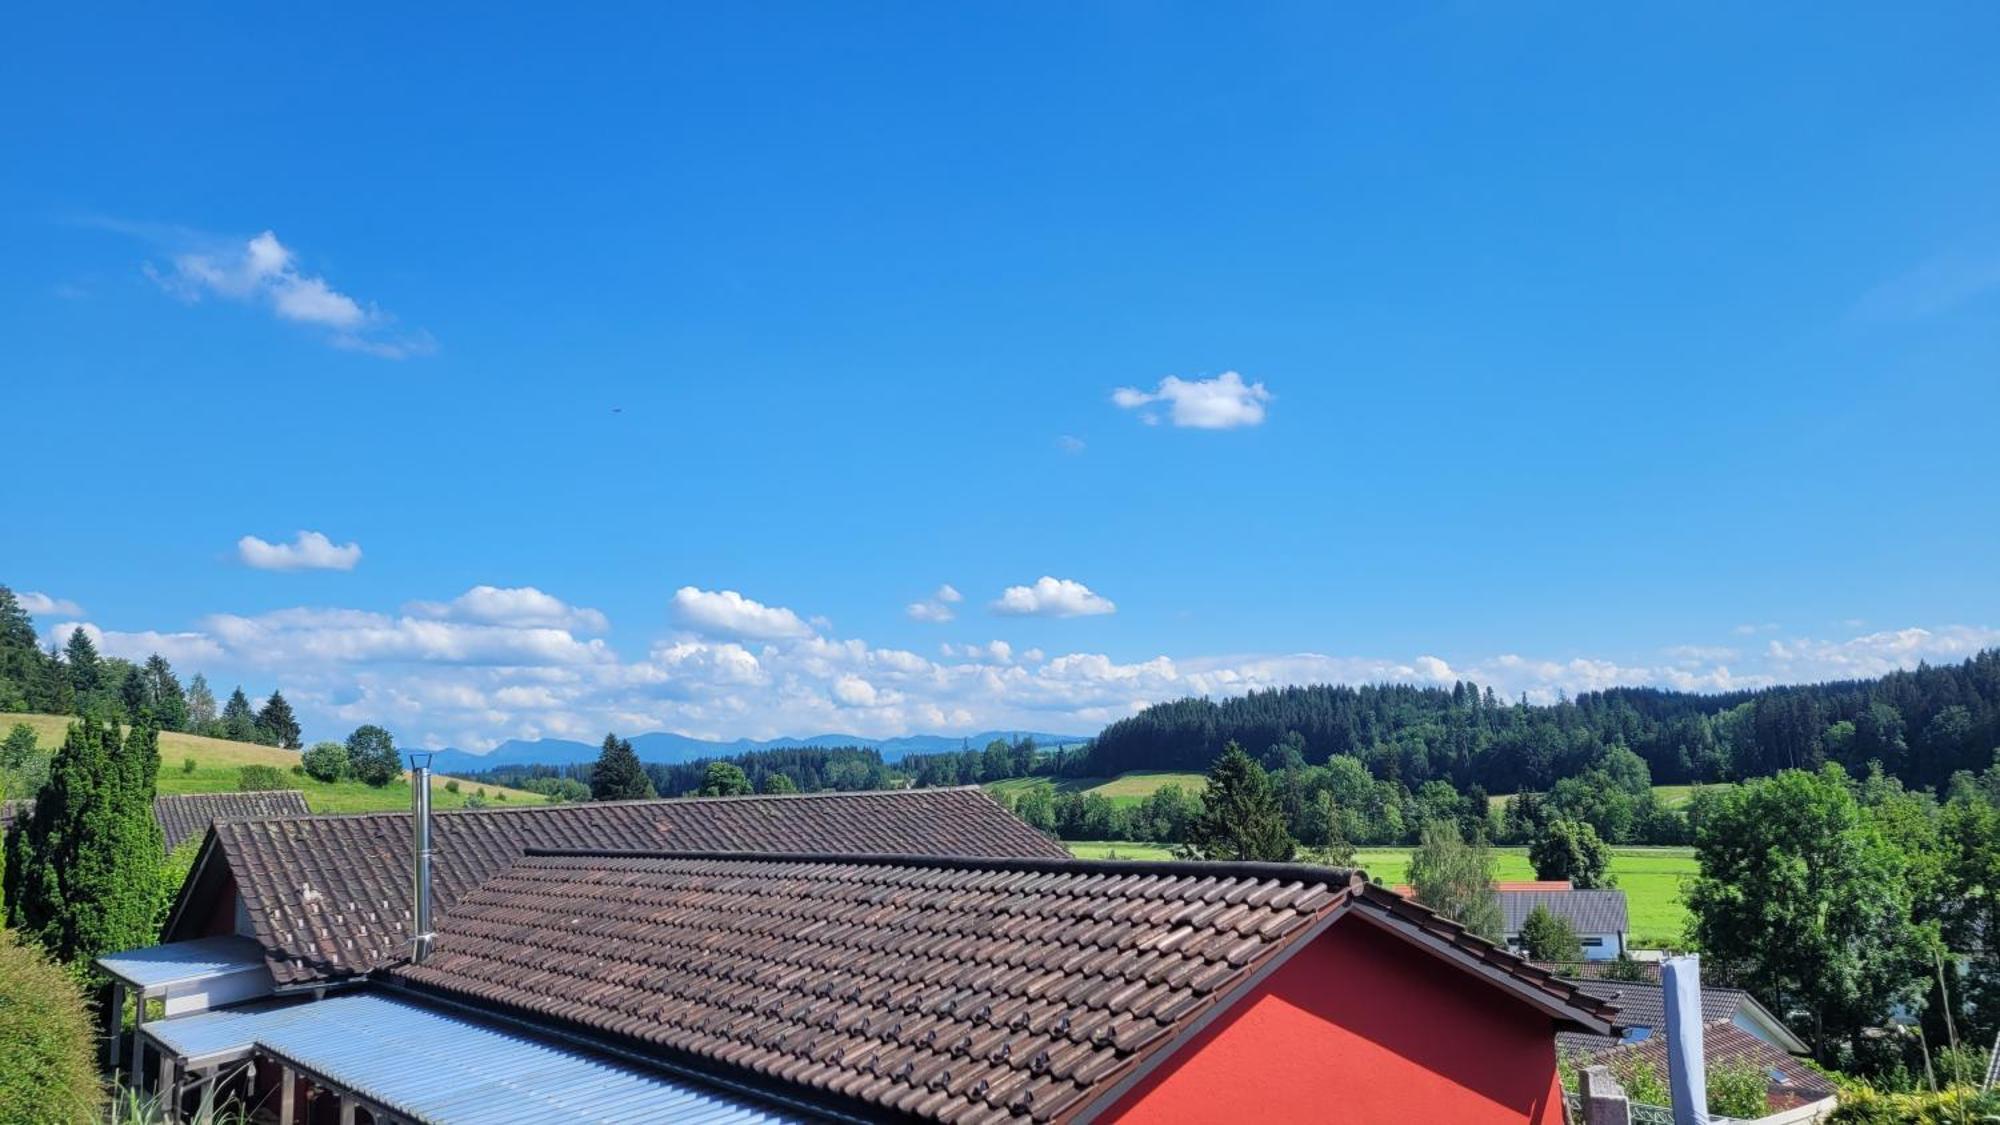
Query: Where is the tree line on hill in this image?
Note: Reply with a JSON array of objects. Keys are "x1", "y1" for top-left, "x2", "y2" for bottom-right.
[
  {"x1": 461, "y1": 741, "x2": 904, "y2": 801},
  {"x1": 1081, "y1": 658, "x2": 2000, "y2": 794},
  {"x1": 0, "y1": 585, "x2": 302, "y2": 750}
]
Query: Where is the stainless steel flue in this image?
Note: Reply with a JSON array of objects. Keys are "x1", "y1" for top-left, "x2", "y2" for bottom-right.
[{"x1": 409, "y1": 751, "x2": 436, "y2": 963}]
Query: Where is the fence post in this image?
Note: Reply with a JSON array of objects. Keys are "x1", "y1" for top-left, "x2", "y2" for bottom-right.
[{"x1": 1580, "y1": 1065, "x2": 1632, "y2": 1125}]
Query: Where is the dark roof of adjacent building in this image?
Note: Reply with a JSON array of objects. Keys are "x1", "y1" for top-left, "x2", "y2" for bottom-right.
[
  {"x1": 6, "y1": 791, "x2": 315, "y2": 854},
  {"x1": 167, "y1": 787, "x2": 1071, "y2": 985},
  {"x1": 1556, "y1": 978, "x2": 1805, "y2": 1056},
  {"x1": 389, "y1": 850, "x2": 1620, "y2": 1124},
  {"x1": 1499, "y1": 889, "x2": 1629, "y2": 935},
  {"x1": 1589, "y1": 1019, "x2": 1837, "y2": 1112},
  {"x1": 154, "y1": 790, "x2": 312, "y2": 853}
]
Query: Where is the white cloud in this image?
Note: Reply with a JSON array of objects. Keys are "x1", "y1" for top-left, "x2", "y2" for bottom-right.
[
  {"x1": 238, "y1": 530, "x2": 363, "y2": 572},
  {"x1": 1057, "y1": 435, "x2": 1087, "y2": 453},
  {"x1": 17, "y1": 591, "x2": 84, "y2": 617},
  {"x1": 46, "y1": 574, "x2": 1999, "y2": 756},
  {"x1": 669, "y1": 587, "x2": 814, "y2": 640},
  {"x1": 46, "y1": 621, "x2": 224, "y2": 666},
  {"x1": 906, "y1": 584, "x2": 964, "y2": 623},
  {"x1": 993, "y1": 576, "x2": 1117, "y2": 618},
  {"x1": 1112, "y1": 372, "x2": 1272, "y2": 429},
  {"x1": 408, "y1": 586, "x2": 608, "y2": 634},
  {"x1": 146, "y1": 229, "x2": 430, "y2": 358}
]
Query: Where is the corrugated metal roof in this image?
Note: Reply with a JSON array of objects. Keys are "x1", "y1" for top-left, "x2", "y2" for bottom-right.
[
  {"x1": 140, "y1": 991, "x2": 809, "y2": 1124},
  {"x1": 96, "y1": 936, "x2": 268, "y2": 991}
]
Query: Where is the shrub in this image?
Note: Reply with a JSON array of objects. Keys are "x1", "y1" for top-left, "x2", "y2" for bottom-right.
[
  {"x1": 1828, "y1": 1086, "x2": 2000, "y2": 1123},
  {"x1": 236, "y1": 764, "x2": 291, "y2": 792},
  {"x1": 1706, "y1": 1060, "x2": 1769, "y2": 1119},
  {"x1": 444, "y1": 779, "x2": 460, "y2": 794},
  {"x1": 0, "y1": 929, "x2": 101, "y2": 1124},
  {"x1": 300, "y1": 741, "x2": 349, "y2": 783},
  {"x1": 180, "y1": 756, "x2": 196, "y2": 775},
  {"x1": 1518, "y1": 904, "x2": 1583, "y2": 962},
  {"x1": 463, "y1": 793, "x2": 488, "y2": 810}
]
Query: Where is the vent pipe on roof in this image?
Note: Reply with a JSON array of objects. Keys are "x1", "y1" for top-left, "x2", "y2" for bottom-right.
[
  {"x1": 409, "y1": 751, "x2": 436, "y2": 964},
  {"x1": 1663, "y1": 954, "x2": 1708, "y2": 1125}
]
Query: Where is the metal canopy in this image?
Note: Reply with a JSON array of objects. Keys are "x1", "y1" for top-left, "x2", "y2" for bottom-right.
[
  {"x1": 96, "y1": 935, "x2": 268, "y2": 993},
  {"x1": 142, "y1": 991, "x2": 809, "y2": 1124}
]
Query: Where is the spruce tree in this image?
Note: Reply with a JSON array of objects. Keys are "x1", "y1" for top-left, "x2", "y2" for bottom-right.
[
  {"x1": 3, "y1": 717, "x2": 164, "y2": 964},
  {"x1": 591, "y1": 733, "x2": 655, "y2": 801},
  {"x1": 255, "y1": 690, "x2": 302, "y2": 750},
  {"x1": 220, "y1": 687, "x2": 259, "y2": 742},
  {"x1": 60, "y1": 629, "x2": 100, "y2": 709},
  {"x1": 1187, "y1": 742, "x2": 1295, "y2": 861},
  {"x1": 139, "y1": 655, "x2": 189, "y2": 732}
]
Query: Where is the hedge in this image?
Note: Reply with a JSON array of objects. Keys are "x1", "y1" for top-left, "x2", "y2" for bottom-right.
[{"x1": 0, "y1": 928, "x2": 101, "y2": 1124}]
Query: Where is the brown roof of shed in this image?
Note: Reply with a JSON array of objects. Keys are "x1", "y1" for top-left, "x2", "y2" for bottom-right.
[
  {"x1": 153, "y1": 790, "x2": 311, "y2": 852},
  {"x1": 171, "y1": 787, "x2": 1068, "y2": 985},
  {"x1": 1587, "y1": 1019, "x2": 1836, "y2": 1111},
  {"x1": 389, "y1": 850, "x2": 1619, "y2": 1124}
]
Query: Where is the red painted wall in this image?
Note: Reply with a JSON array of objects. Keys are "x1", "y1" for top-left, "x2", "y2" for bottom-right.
[{"x1": 1103, "y1": 916, "x2": 1565, "y2": 1125}]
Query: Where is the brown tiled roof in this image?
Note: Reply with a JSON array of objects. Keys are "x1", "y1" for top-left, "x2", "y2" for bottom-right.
[
  {"x1": 179, "y1": 787, "x2": 1068, "y2": 985},
  {"x1": 390, "y1": 851, "x2": 1618, "y2": 1124},
  {"x1": 153, "y1": 790, "x2": 311, "y2": 852},
  {"x1": 1586, "y1": 1019, "x2": 1836, "y2": 1111}
]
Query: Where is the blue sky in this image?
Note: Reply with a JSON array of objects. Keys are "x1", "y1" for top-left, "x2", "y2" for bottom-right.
[{"x1": 4, "y1": 4, "x2": 1997, "y2": 750}]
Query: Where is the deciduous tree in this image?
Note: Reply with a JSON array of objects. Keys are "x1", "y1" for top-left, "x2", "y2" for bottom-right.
[
  {"x1": 345, "y1": 724, "x2": 402, "y2": 787},
  {"x1": 1687, "y1": 764, "x2": 1930, "y2": 1063},
  {"x1": 1529, "y1": 818, "x2": 1614, "y2": 888},
  {"x1": 1408, "y1": 819, "x2": 1503, "y2": 941}
]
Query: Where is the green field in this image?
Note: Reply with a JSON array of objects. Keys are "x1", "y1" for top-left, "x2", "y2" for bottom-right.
[
  {"x1": 3, "y1": 712, "x2": 547, "y2": 813},
  {"x1": 986, "y1": 771, "x2": 1206, "y2": 809},
  {"x1": 1066, "y1": 839, "x2": 1696, "y2": 949}
]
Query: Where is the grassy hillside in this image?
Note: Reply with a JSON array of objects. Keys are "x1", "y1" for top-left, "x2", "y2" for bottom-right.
[
  {"x1": 1066, "y1": 840, "x2": 1697, "y2": 949},
  {"x1": 1487, "y1": 783, "x2": 1729, "y2": 811},
  {"x1": 985, "y1": 770, "x2": 1207, "y2": 809},
  {"x1": 2, "y1": 713, "x2": 546, "y2": 813}
]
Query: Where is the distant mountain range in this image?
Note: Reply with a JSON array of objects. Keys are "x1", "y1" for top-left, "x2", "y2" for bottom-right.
[{"x1": 424, "y1": 729, "x2": 1093, "y2": 773}]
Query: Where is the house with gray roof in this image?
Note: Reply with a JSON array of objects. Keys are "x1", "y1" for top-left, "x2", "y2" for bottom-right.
[{"x1": 1500, "y1": 888, "x2": 1629, "y2": 960}]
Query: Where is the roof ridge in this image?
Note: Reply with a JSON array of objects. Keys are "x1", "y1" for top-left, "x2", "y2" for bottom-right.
[
  {"x1": 221, "y1": 784, "x2": 988, "y2": 825},
  {"x1": 518, "y1": 846, "x2": 1367, "y2": 886}
]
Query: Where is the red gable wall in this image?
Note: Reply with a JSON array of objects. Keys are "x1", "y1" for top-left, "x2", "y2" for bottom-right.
[{"x1": 1103, "y1": 916, "x2": 1565, "y2": 1124}]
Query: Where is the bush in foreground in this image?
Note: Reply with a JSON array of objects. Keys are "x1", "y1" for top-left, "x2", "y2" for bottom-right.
[{"x1": 0, "y1": 928, "x2": 101, "y2": 1125}]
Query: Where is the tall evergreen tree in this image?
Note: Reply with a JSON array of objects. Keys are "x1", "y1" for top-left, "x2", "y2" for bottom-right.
[
  {"x1": 220, "y1": 687, "x2": 259, "y2": 743},
  {"x1": 3, "y1": 717, "x2": 164, "y2": 964},
  {"x1": 591, "y1": 733, "x2": 655, "y2": 801},
  {"x1": 60, "y1": 629, "x2": 100, "y2": 708},
  {"x1": 1186, "y1": 742, "x2": 1295, "y2": 861},
  {"x1": 255, "y1": 690, "x2": 302, "y2": 750},
  {"x1": 138, "y1": 655, "x2": 189, "y2": 732},
  {"x1": 0, "y1": 586, "x2": 41, "y2": 712},
  {"x1": 185, "y1": 673, "x2": 217, "y2": 732}
]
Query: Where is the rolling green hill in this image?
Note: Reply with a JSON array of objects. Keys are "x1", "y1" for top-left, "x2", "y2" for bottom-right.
[
  {"x1": 985, "y1": 770, "x2": 1207, "y2": 809},
  {"x1": 1066, "y1": 839, "x2": 1697, "y2": 948},
  {"x1": 2, "y1": 712, "x2": 547, "y2": 813}
]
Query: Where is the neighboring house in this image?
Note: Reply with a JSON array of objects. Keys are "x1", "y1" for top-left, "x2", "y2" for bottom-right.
[
  {"x1": 2, "y1": 790, "x2": 312, "y2": 854},
  {"x1": 115, "y1": 833, "x2": 1620, "y2": 1123},
  {"x1": 153, "y1": 791, "x2": 311, "y2": 853},
  {"x1": 1558, "y1": 978, "x2": 1809, "y2": 1057},
  {"x1": 162, "y1": 786, "x2": 1071, "y2": 982},
  {"x1": 1500, "y1": 889, "x2": 1629, "y2": 960},
  {"x1": 1588, "y1": 1019, "x2": 1837, "y2": 1119}
]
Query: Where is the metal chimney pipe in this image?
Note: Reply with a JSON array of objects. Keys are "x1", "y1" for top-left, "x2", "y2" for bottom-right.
[
  {"x1": 1663, "y1": 954, "x2": 1709, "y2": 1125},
  {"x1": 409, "y1": 751, "x2": 436, "y2": 964}
]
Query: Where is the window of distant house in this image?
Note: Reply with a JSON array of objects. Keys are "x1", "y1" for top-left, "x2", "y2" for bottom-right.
[{"x1": 1582, "y1": 937, "x2": 1605, "y2": 946}]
